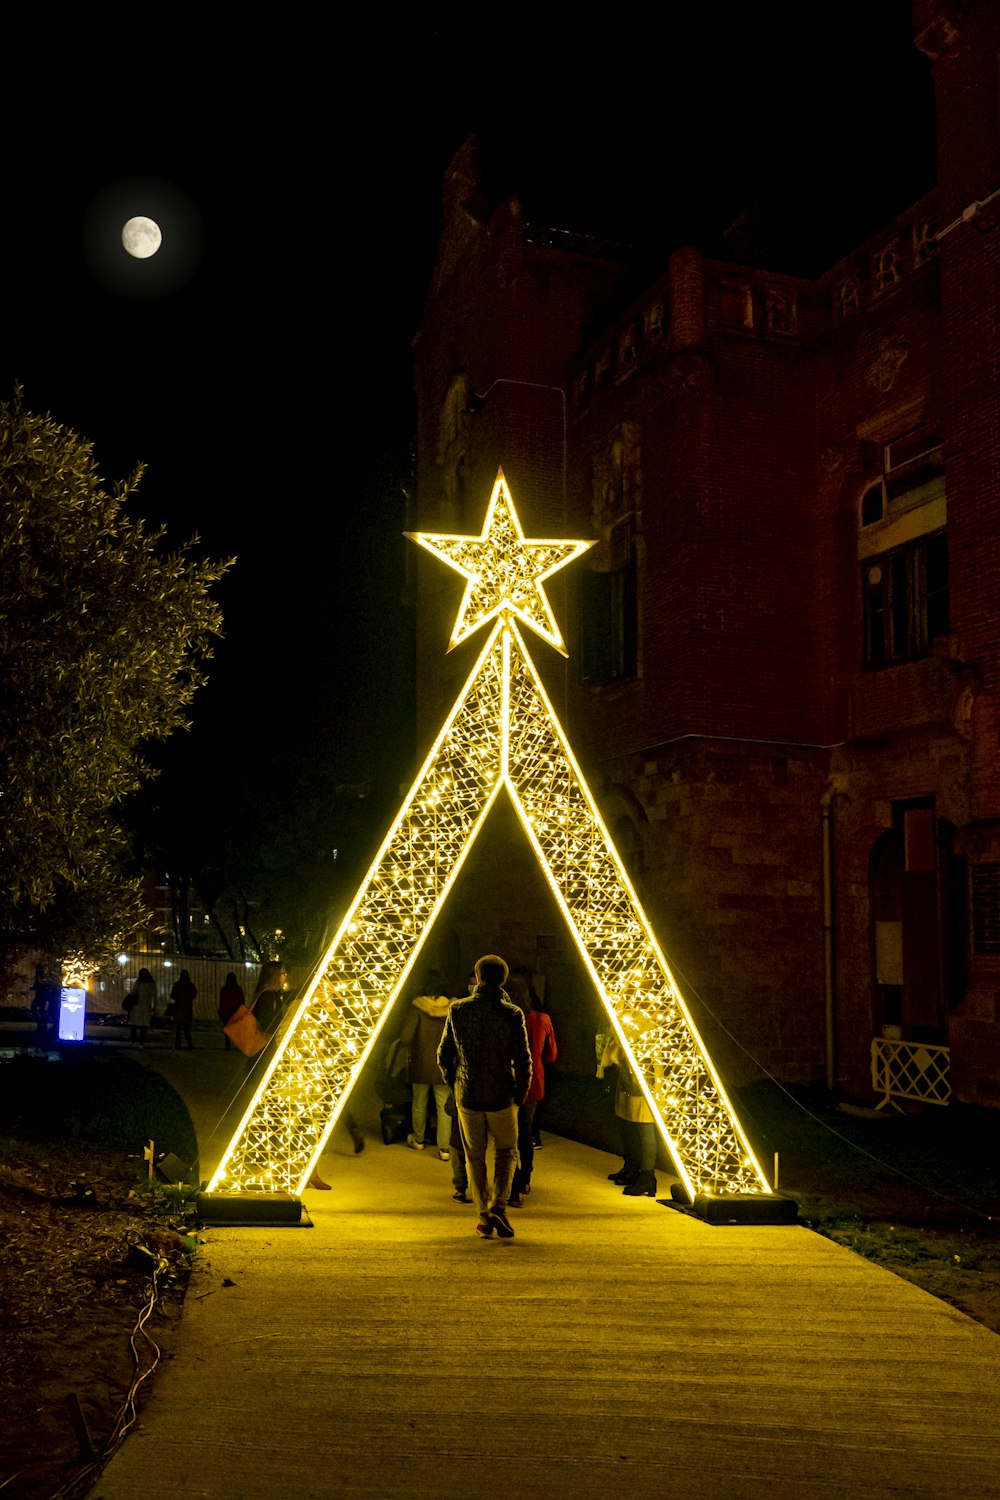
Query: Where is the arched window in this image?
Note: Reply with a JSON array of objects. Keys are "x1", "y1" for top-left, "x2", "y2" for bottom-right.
[{"x1": 614, "y1": 813, "x2": 645, "y2": 883}]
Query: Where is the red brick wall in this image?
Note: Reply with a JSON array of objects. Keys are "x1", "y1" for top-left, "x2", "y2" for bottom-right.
[{"x1": 411, "y1": 25, "x2": 1000, "y2": 1103}]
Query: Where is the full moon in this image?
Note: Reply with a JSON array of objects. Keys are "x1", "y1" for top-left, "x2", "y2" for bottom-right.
[{"x1": 121, "y1": 216, "x2": 162, "y2": 259}]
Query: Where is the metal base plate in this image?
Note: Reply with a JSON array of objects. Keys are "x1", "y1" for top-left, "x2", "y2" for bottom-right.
[
  {"x1": 686, "y1": 1189, "x2": 799, "y2": 1225},
  {"x1": 667, "y1": 1183, "x2": 799, "y2": 1224},
  {"x1": 196, "y1": 1191, "x2": 310, "y2": 1226}
]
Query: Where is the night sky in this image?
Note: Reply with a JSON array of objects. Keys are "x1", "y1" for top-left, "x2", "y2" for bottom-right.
[{"x1": 0, "y1": 6, "x2": 933, "y2": 934}]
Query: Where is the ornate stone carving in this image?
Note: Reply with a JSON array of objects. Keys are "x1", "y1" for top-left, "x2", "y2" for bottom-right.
[
  {"x1": 764, "y1": 289, "x2": 797, "y2": 335},
  {"x1": 873, "y1": 239, "x2": 903, "y2": 297},
  {"x1": 665, "y1": 349, "x2": 711, "y2": 395},
  {"x1": 644, "y1": 300, "x2": 665, "y2": 342},
  {"x1": 915, "y1": 8, "x2": 963, "y2": 62},
  {"x1": 835, "y1": 276, "x2": 861, "y2": 320},
  {"x1": 865, "y1": 338, "x2": 909, "y2": 393},
  {"x1": 912, "y1": 220, "x2": 938, "y2": 267}
]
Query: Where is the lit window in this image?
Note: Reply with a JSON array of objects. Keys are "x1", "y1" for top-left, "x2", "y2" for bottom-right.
[{"x1": 861, "y1": 427, "x2": 944, "y2": 528}]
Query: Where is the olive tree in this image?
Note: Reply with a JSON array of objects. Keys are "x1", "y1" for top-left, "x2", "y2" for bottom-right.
[{"x1": 0, "y1": 391, "x2": 232, "y2": 976}]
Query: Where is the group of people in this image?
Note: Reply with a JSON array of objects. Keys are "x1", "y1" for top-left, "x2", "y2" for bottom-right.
[
  {"x1": 397, "y1": 954, "x2": 558, "y2": 1240},
  {"x1": 115, "y1": 953, "x2": 659, "y2": 1220},
  {"x1": 122, "y1": 966, "x2": 197, "y2": 1048},
  {"x1": 117, "y1": 961, "x2": 289, "y2": 1054}
]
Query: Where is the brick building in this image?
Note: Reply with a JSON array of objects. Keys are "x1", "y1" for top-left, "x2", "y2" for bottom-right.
[{"x1": 408, "y1": 0, "x2": 1000, "y2": 1107}]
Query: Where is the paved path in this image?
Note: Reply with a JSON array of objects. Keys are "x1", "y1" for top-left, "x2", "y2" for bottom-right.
[{"x1": 93, "y1": 1051, "x2": 1000, "y2": 1499}]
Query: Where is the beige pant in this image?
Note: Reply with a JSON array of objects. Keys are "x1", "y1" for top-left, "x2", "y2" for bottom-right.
[{"x1": 457, "y1": 1104, "x2": 518, "y2": 1215}]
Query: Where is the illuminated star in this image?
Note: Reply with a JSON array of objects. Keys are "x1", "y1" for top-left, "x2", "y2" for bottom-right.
[{"x1": 405, "y1": 469, "x2": 593, "y2": 654}]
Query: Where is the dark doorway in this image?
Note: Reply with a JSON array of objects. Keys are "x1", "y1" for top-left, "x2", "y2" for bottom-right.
[{"x1": 869, "y1": 801, "x2": 967, "y2": 1043}]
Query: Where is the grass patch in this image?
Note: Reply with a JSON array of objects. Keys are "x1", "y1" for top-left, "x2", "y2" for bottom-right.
[
  {"x1": 0, "y1": 1046, "x2": 197, "y2": 1165},
  {"x1": 733, "y1": 1077, "x2": 1000, "y2": 1223}
]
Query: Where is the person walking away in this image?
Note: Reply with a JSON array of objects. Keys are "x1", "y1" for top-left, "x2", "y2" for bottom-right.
[
  {"x1": 129, "y1": 968, "x2": 158, "y2": 1045},
  {"x1": 598, "y1": 1033, "x2": 657, "y2": 1198},
  {"x1": 506, "y1": 973, "x2": 557, "y2": 1207},
  {"x1": 218, "y1": 971, "x2": 245, "y2": 1050},
  {"x1": 510, "y1": 966, "x2": 547, "y2": 1147},
  {"x1": 445, "y1": 1087, "x2": 469, "y2": 1201},
  {"x1": 169, "y1": 968, "x2": 197, "y2": 1049},
  {"x1": 437, "y1": 954, "x2": 531, "y2": 1239},
  {"x1": 250, "y1": 961, "x2": 287, "y2": 1039},
  {"x1": 400, "y1": 973, "x2": 453, "y2": 1158}
]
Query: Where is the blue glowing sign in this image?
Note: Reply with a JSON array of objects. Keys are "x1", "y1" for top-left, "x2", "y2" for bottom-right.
[{"x1": 58, "y1": 986, "x2": 87, "y2": 1042}]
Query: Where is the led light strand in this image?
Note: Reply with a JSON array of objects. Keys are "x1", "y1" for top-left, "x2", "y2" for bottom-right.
[{"x1": 208, "y1": 472, "x2": 768, "y2": 1199}]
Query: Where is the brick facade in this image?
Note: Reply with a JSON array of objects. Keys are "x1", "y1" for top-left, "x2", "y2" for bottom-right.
[{"x1": 410, "y1": 1, "x2": 1000, "y2": 1106}]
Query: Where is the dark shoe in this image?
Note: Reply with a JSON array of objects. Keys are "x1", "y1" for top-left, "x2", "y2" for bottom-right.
[
  {"x1": 507, "y1": 1193, "x2": 522, "y2": 1208},
  {"x1": 452, "y1": 1190, "x2": 470, "y2": 1203},
  {"x1": 622, "y1": 1171, "x2": 657, "y2": 1198},
  {"x1": 488, "y1": 1208, "x2": 515, "y2": 1239},
  {"x1": 608, "y1": 1161, "x2": 630, "y2": 1182},
  {"x1": 475, "y1": 1217, "x2": 493, "y2": 1238},
  {"x1": 521, "y1": 1183, "x2": 531, "y2": 1196},
  {"x1": 350, "y1": 1128, "x2": 365, "y2": 1154}
]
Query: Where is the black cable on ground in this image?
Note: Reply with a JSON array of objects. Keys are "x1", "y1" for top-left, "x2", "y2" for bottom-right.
[{"x1": 49, "y1": 1254, "x2": 168, "y2": 1500}]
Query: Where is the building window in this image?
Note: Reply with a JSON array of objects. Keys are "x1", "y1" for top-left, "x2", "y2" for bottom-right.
[
  {"x1": 863, "y1": 531, "x2": 949, "y2": 666},
  {"x1": 580, "y1": 519, "x2": 637, "y2": 685},
  {"x1": 860, "y1": 427, "x2": 944, "y2": 528},
  {"x1": 861, "y1": 482, "x2": 885, "y2": 527},
  {"x1": 971, "y1": 863, "x2": 1000, "y2": 956}
]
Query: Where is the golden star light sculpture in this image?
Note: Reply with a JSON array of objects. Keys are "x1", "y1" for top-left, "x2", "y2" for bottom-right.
[
  {"x1": 405, "y1": 469, "x2": 592, "y2": 653},
  {"x1": 208, "y1": 471, "x2": 769, "y2": 1203}
]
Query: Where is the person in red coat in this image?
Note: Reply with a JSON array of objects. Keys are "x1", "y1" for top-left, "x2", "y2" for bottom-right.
[{"x1": 507, "y1": 972, "x2": 557, "y2": 1206}]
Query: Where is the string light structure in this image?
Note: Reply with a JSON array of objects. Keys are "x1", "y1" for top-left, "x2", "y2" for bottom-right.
[{"x1": 208, "y1": 471, "x2": 770, "y2": 1201}]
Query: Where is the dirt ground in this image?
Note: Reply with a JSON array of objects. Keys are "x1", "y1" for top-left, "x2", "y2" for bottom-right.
[
  {"x1": 0, "y1": 1139, "x2": 194, "y2": 1500},
  {"x1": 1, "y1": 1129, "x2": 998, "y2": 1500}
]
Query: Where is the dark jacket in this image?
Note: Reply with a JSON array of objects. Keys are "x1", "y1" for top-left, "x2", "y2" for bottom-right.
[
  {"x1": 169, "y1": 976, "x2": 197, "y2": 1023},
  {"x1": 437, "y1": 983, "x2": 532, "y2": 1111}
]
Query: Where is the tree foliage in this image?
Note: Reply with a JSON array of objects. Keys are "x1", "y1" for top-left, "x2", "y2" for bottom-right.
[{"x1": 0, "y1": 391, "x2": 232, "y2": 969}]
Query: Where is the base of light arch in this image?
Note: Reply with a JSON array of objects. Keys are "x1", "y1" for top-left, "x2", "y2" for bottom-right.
[
  {"x1": 197, "y1": 1191, "x2": 310, "y2": 1227},
  {"x1": 673, "y1": 1185, "x2": 799, "y2": 1225}
]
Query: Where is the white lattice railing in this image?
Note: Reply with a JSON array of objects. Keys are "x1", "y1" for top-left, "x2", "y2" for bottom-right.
[{"x1": 870, "y1": 1036, "x2": 951, "y2": 1111}]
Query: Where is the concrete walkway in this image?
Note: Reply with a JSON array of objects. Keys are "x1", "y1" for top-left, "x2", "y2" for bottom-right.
[{"x1": 94, "y1": 1050, "x2": 1000, "y2": 1499}]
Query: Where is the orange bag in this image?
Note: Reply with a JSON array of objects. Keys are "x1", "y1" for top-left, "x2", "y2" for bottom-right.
[{"x1": 224, "y1": 1004, "x2": 268, "y2": 1056}]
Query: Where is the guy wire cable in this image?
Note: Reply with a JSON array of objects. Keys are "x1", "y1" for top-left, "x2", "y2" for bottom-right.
[{"x1": 663, "y1": 951, "x2": 995, "y2": 1224}]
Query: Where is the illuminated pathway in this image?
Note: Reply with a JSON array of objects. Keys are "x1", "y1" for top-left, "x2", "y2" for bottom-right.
[{"x1": 99, "y1": 1127, "x2": 1000, "y2": 1499}]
